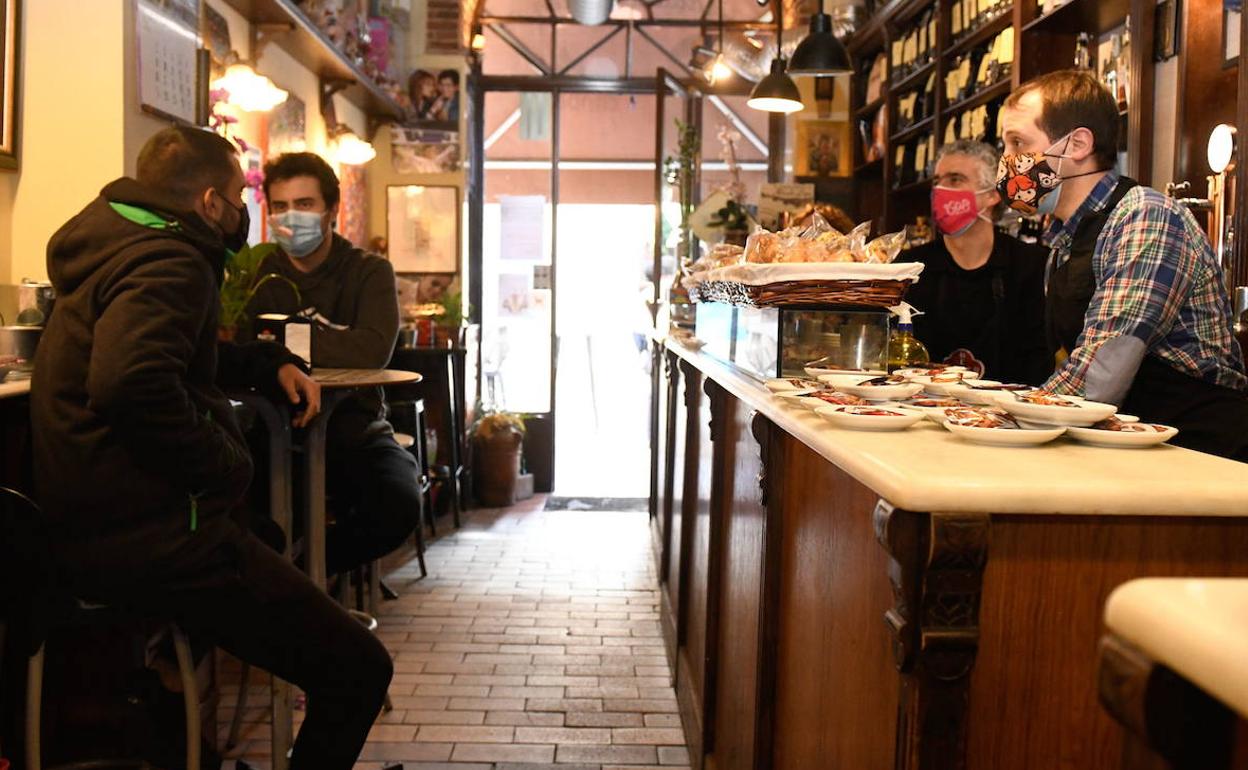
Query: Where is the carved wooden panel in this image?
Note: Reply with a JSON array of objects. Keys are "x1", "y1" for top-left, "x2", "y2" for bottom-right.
[{"x1": 875, "y1": 503, "x2": 990, "y2": 770}]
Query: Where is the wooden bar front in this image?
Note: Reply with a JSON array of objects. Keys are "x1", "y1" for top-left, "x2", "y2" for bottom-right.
[{"x1": 649, "y1": 341, "x2": 1248, "y2": 770}]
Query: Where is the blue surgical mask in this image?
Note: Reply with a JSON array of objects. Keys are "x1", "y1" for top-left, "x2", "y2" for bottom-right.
[{"x1": 270, "y1": 210, "x2": 327, "y2": 258}]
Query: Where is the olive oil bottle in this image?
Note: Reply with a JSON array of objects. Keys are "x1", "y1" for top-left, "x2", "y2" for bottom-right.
[{"x1": 886, "y1": 302, "x2": 930, "y2": 372}]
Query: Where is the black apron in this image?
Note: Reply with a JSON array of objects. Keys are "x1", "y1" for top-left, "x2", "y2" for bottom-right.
[{"x1": 1045, "y1": 177, "x2": 1248, "y2": 461}]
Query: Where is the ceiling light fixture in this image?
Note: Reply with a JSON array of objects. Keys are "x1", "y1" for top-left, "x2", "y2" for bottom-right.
[
  {"x1": 211, "y1": 63, "x2": 288, "y2": 112},
  {"x1": 747, "y1": 5, "x2": 803, "y2": 113},
  {"x1": 788, "y1": 0, "x2": 853, "y2": 76}
]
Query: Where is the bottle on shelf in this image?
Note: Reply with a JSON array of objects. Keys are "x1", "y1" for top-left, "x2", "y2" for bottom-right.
[
  {"x1": 1074, "y1": 32, "x2": 1092, "y2": 70},
  {"x1": 887, "y1": 302, "x2": 931, "y2": 371}
]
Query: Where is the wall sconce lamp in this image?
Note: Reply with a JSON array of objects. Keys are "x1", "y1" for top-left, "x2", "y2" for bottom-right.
[
  {"x1": 331, "y1": 125, "x2": 377, "y2": 165},
  {"x1": 211, "y1": 62, "x2": 289, "y2": 112}
]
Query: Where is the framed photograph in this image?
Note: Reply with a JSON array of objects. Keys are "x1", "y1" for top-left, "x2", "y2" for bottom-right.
[
  {"x1": 0, "y1": 0, "x2": 19, "y2": 170},
  {"x1": 391, "y1": 126, "x2": 461, "y2": 174},
  {"x1": 796, "y1": 119, "x2": 852, "y2": 178},
  {"x1": 1224, "y1": 2, "x2": 1241, "y2": 69},
  {"x1": 407, "y1": 67, "x2": 461, "y2": 131},
  {"x1": 267, "y1": 91, "x2": 307, "y2": 155},
  {"x1": 387, "y1": 185, "x2": 460, "y2": 273}
]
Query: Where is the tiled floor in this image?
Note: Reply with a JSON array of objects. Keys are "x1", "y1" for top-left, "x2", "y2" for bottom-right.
[{"x1": 219, "y1": 494, "x2": 690, "y2": 770}]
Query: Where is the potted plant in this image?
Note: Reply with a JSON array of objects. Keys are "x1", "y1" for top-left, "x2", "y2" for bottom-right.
[
  {"x1": 218, "y1": 242, "x2": 301, "y2": 341},
  {"x1": 709, "y1": 199, "x2": 750, "y2": 246},
  {"x1": 470, "y1": 409, "x2": 526, "y2": 507},
  {"x1": 433, "y1": 289, "x2": 466, "y2": 348}
]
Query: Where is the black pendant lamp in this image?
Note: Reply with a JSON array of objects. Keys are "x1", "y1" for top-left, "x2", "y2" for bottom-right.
[
  {"x1": 748, "y1": 4, "x2": 803, "y2": 114},
  {"x1": 789, "y1": 0, "x2": 853, "y2": 76}
]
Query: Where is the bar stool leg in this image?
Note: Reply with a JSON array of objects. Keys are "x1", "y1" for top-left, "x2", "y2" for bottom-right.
[
  {"x1": 171, "y1": 625, "x2": 201, "y2": 770},
  {"x1": 368, "y1": 560, "x2": 381, "y2": 617},
  {"x1": 26, "y1": 644, "x2": 44, "y2": 770},
  {"x1": 225, "y1": 661, "x2": 252, "y2": 750}
]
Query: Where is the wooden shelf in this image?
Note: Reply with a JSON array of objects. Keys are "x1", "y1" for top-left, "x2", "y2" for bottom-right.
[
  {"x1": 890, "y1": 116, "x2": 935, "y2": 144},
  {"x1": 1021, "y1": 0, "x2": 1129, "y2": 36},
  {"x1": 943, "y1": 79, "x2": 1012, "y2": 117},
  {"x1": 892, "y1": 60, "x2": 935, "y2": 93},
  {"x1": 220, "y1": 0, "x2": 406, "y2": 122},
  {"x1": 854, "y1": 97, "x2": 886, "y2": 119},
  {"x1": 855, "y1": 158, "x2": 884, "y2": 175},
  {"x1": 890, "y1": 0, "x2": 937, "y2": 27},
  {"x1": 893, "y1": 178, "x2": 933, "y2": 194},
  {"x1": 944, "y1": 11, "x2": 1013, "y2": 60}
]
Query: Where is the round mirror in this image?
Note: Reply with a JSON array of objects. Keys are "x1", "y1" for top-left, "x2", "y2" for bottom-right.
[{"x1": 1208, "y1": 124, "x2": 1238, "y2": 174}]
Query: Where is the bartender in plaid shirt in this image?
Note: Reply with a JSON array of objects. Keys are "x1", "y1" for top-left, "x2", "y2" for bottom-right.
[{"x1": 997, "y1": 69, "x2": 1248, "y2": 460}]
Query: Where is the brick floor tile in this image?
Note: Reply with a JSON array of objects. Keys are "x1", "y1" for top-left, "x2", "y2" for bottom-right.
[
  {"x1": 556, "y1": 745, "x2": 660, "y2": 764},
  {"x1": 643, "y1": 714, "x2": 682, "y2": 728},
  {"x1": 526, "y1": 697, "x2": 606, "y2": 713},
  {"x1": 414, "y1": 724, "x2": 516, "y2": 743},
  {"x1": 611, "y1": 728, "x2": 685, "y2": 745},
  {"x1": 485, "y1": 710, "x2": 567, "y2": 726},
  {"x1": 658, "y1": 746, "x2": 692, "y2": 764},
  {"x1": 401, "y1": 709, "x2": 487, "y2": 725},
  {"x1": 448, "y1": 696, "x2": 527, "y2": 711},
  {"x1": 450, "y1": 743, "x2": 557, "y2": 763},
  {"x1": 565, "y1": 712, "x2": 645, "y2": 728},
  {"x1": 514, "y1": 726, "x2": 613, "y2": 744}
]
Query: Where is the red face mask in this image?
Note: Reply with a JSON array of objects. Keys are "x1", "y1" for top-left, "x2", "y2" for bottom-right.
[{"x1": 931, "y1": 186, "x2": 991, "y2": 237}]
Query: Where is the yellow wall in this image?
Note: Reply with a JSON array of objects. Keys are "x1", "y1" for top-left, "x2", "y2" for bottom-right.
[
  {"x1": 0, "y1": 0, "x2": 372, "y2": 284},
  {"x1": 7, "y1": 1, "x2": 127, "y2": 284}
]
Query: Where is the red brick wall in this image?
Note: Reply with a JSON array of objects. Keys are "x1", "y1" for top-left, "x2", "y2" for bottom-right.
[{"x1": 426, "y1": 0, "x2": 462, "y2": 53}]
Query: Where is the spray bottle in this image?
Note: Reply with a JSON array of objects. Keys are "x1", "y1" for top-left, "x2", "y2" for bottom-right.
[{"x1": 886, "y1": 302, "x2": 930, "y2": 372}]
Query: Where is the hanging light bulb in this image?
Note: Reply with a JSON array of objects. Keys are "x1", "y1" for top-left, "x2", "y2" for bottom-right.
[
  {"x1": 708, "y1": 53, "x2": 733, "y2": 84},
  {"x1": 211, "y1": 63, "x2": 288, "y2": 112},
  {"x1": 335, "y1": 129, "x2": 376, "y2": 165},
  {"x1": 747, "y1": 7, "x2": 803, "y2": 114},
  {"x1": 748, "y1": 57, "x2": 804, "y2": 113}
]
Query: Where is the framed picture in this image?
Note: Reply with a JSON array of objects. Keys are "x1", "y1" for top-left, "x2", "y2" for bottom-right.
[
  {"x1": 795, "y1": 119, "x2": 852, "y2": 178},
  {"x1": 267, "y1": 91, "x2": 307, "y2": 155},
  {"x1": 387, "y1": 185, "x2": 460, "y2": 273},
  {"x1": 391, "y1": 126, "x2": 461, "y2": 174},
  {"x1": 0, "y1": 0, "x2": 19, "y2": 169},
  {"x1": 1224, "y1": 2, "x2": 1241, "y2": 69},
  {"x1": 407, "y1": 67, "x2": 461, "y2": 131}
]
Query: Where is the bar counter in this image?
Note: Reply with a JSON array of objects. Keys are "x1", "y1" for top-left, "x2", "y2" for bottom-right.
[{"x1": 648, "y1": 336, "x2": 1248, "y2": 770}]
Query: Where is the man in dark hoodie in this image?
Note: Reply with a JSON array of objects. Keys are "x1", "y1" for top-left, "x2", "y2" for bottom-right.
[
  {"x1": 243, "y1": 152, "x2": 418, "y2": 576},
  {"x1": 30, "y1": 126, "x2": 392, "y2": 769}
]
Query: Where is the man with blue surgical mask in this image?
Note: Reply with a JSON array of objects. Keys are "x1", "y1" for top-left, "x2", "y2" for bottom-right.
[
  {"x1": 243, "y1": 152, "x2": 420, "y2": 576},
  {"x1": 999, "y1": 69, "x2": 1248, "y2": 460}
]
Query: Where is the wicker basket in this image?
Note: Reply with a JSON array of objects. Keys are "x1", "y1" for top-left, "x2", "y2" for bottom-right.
[{"x1": 692, "y1": 278, "x2": 911, "y2": 308}]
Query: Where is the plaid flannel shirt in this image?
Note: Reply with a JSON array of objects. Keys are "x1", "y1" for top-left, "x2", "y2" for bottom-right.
[{"x1": 1042, "y1": 171, "x2": 1247, "y2": 394}]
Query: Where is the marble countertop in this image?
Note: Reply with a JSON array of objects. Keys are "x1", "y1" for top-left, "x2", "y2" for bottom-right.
[
  {"x1": 0, "y1": 376, "x2": 29, "y2": 399},
  {"x1": 667, "y1": 339, "x2": 1248, "y2": 517},
  {"x1": 1105, "y1": 578, "x2": 1248, "y2": 718}
]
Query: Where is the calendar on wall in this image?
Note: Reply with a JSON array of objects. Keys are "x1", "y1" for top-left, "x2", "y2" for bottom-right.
[{"x1": 136, "y1": 0, "x2": 202, "y2": 125}]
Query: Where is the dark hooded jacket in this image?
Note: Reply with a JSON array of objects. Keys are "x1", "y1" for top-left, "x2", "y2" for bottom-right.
[{"x1": 31, "y1": 178, "x2": 301, "y2": 536}]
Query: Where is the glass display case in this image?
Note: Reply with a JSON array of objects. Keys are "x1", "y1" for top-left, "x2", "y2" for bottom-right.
[{"x1": 695, "y1": 302, "x2": 892, "y2": 380}]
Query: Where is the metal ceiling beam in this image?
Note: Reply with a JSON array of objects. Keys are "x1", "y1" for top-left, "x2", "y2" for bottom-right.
[
  {"x1": 632, "y1": 25, "x2": 769, "y2": 156},
  {"x1": 487, "y1": 23, "x2": 552, "y2": 75},
  {"x1": 479, "y1": 15, "x2": 774, "y2": 29},
  {"x1": 558, "y1": 25, "x2": 625, "y2": 74},
  {"x1": 477, "y1": 75, "x2": 660, "y2": 93}
]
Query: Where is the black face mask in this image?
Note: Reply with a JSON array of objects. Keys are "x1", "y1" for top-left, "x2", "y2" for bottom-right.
[{"x1": 214, "y1": 190, "x2": 250, "y2": 253}]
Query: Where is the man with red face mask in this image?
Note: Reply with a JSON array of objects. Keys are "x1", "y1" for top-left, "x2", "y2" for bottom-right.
[
  {"x1": 999, "y1": 69, "x2": 1248, "y2": 460},
  {"x1": 904, "y1": 139, "x2": 1052, "y2": 384}
]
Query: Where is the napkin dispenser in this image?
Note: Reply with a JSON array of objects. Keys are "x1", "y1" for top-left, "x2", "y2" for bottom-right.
[{"x1": 255, "y1": 313, "x2": 312, "y2": 365}]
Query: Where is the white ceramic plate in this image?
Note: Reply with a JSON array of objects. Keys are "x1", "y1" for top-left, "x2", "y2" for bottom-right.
[
  {"x1": 996, "y1": 394, "x2": 1118, "y2": 427},
  {"x1": 895, "y1": 365, "x2": 971, "y2": 378},
  {"x1": 815, "y1": 405, "x2": 925, "y2": 431},
  {"x1": 805, "y1": 367, "x2": 887, "y2": 379},
  {"x1": 1065, "y1": 424, "x2": 1178, "y2": 448},
  {"x1": 944, "y1": 380, "x2": 1004, "y2": 403},
  {"x1": 944, "y1": 422, "x2": 1066, "y2": 446},
  {"x1": 837, "y1": 381, "x2": 925, "y2": 401},
  {"x1": 777, "y1": 389, "x2": 822, "y2": 406},
  {"x1": 795, "y1": 391, "x2": 872, "y2": 410},
  {"x1": 766, "y1": 377, "x2": 824, "y2": 392},
  {"x1": 899, "y1": 403, "x2": 969, "y2": 424}
]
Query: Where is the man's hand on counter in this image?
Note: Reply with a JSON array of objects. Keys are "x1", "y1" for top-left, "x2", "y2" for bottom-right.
[{"x1": 277, "y1": 363, "x2": 321, "y2": 428}]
